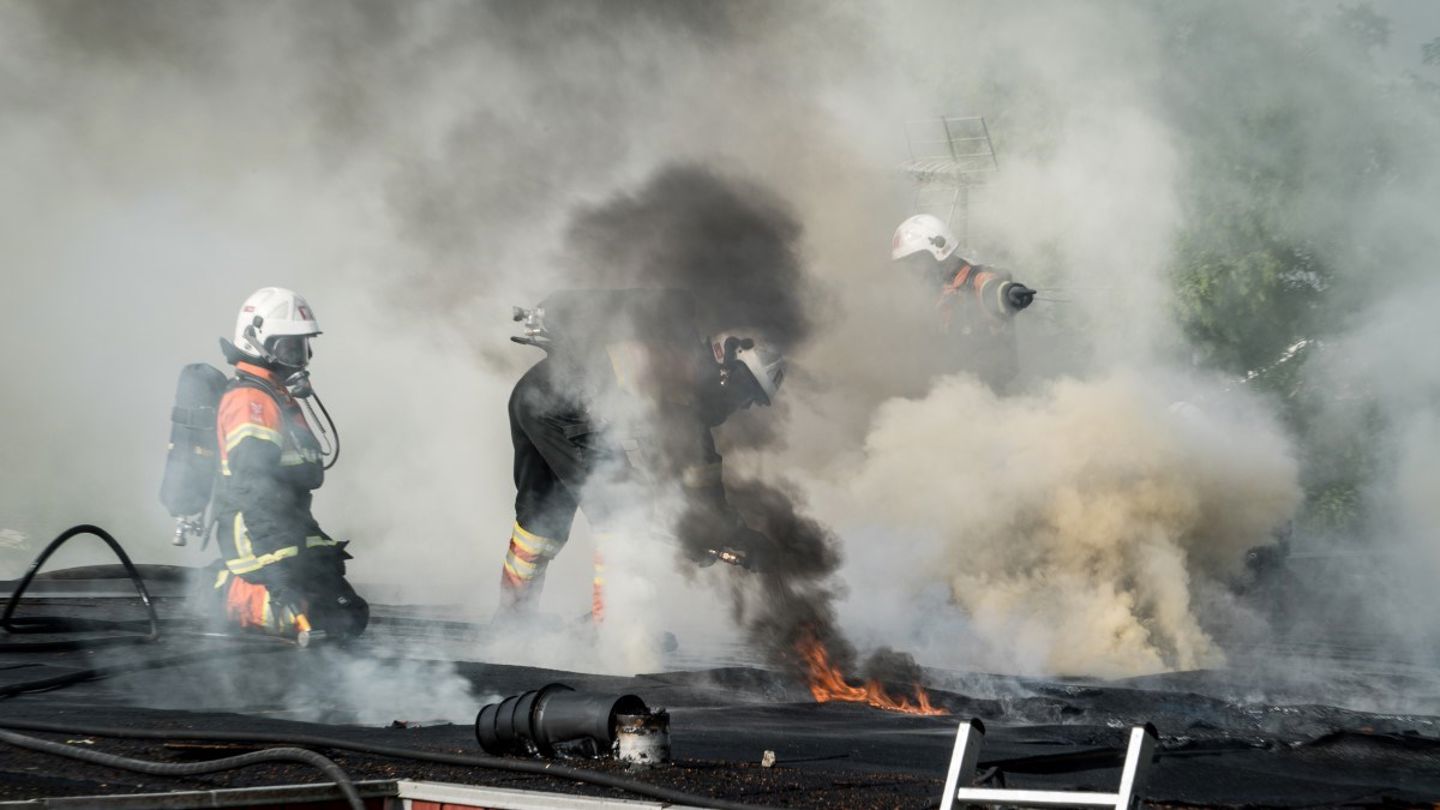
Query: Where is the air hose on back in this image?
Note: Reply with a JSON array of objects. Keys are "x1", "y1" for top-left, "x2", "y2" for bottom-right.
[{"x1": 302, "y1": 390, "x2": 341, "y2": 471}]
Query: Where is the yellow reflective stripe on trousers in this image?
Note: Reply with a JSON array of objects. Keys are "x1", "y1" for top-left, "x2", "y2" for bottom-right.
[
  {"x1": 234, "y1": 514, "x2": 254, "y2": 559},
  {"x1": 506, "y1": 547, "x2": 541, "y2": 573},
  {"x1": 509, "y1": 531, "x2": 539, "y2": 557},
  {"x1": 512, "y1": 520, "x2": 546, "y2": 545},
  {"x1": 512, "y1": 522, "x2": 563, "y2": 559},
  {"x1": 226, "y1": 515, "x2": 331, "y2": 575},
  {"x1": 225, "y1": 545, "x2": 300, "y2": 575},
  {"x1": 503, "y1": 558, "x2": 537, "y2": 582}
]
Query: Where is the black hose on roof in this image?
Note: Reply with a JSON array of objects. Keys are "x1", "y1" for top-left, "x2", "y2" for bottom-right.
[
  {"x1": 0, "y1": 718, "x2": 790, "y2": 810},
  {"x1": 0, "y1": 527, "x2": 784, "y2": 808},
  {"x1": 0, "y1": 727, "x2": 363, "y2": 810},
  {"x1": 1, "y1": 525, "x2": 160, "y2": 648}
]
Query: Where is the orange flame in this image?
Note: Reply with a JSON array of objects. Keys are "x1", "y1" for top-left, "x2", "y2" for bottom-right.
[{"x1": 796, "y1": 633, "x2": 948, "y2": 716}]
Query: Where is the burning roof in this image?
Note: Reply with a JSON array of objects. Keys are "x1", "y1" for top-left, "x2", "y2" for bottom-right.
[{"x1": 2, "y1": 566, "x2": 1440, "y2": 808}]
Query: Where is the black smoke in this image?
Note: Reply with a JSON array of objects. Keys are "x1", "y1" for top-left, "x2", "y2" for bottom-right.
[
  {"x1": 676, "y1": 476, "x2": 856, "y2": 675},
  {"x1": 860, "y1": 646, "x2": 926, "y2": 687},
  {"x1": 565, "y1": 167, "x2": 863, "y2": 680},
  {"x1": 561, "y1": 164, "x2": 815, "y2": 351}
]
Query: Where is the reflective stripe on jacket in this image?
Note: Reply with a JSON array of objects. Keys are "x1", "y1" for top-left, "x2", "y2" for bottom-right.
[
  {"x1": 213, "y1": 362, "x2": 334, "y2": 576},
  {"x1": 936, "y1": 261, "x2": 1020, "y2": 332}
]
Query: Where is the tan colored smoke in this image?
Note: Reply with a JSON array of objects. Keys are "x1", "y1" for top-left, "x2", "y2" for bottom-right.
[{"x1": 842, "y1": 372, "x2": 1301, "y2": 678}]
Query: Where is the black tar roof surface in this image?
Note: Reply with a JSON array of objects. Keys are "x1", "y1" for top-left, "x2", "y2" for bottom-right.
[{"x1": 1, "y1": 567, "x2": 1439, "y2": 808}]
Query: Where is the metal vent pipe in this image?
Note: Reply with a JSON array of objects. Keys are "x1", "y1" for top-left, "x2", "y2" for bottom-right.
[{"x1": 475, "y1": 683, "x2": 649, "y2": 757}]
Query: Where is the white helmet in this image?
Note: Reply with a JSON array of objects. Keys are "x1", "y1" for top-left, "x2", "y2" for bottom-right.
[
  {"x1": 233, "y1": 287, "x2": 321, "y2": 368},
  {"x1": 891, "y1": 213, "x2": 957, "y2": 262},
  {"x1": 711, "y1": 333, "x2": 785, "y2": 406}
]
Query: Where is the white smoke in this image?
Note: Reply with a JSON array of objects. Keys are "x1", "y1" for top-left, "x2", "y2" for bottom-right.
[
  {"x1": 819, "y1": 372, "x2": 1300, "y2": 678},
  {"x1": 3, "y1": 1, "x2": 1440, "y2": 706},
  {"x1": 282, "y1": 645, "x2": 489, "y2": 726}
]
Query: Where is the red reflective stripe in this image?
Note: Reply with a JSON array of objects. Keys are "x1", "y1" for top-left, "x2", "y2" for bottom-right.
[
  {"x1": 224, "y1": 577, "x2": 271, "y2": 629},
  {"x1": 949, "y1": 263, "x2": 974, "y2": 293},
  {"x1": 216, "y1": 387, "x2": 284, "y2": 464},
  {"x1": 591, "y1": 550, "x2": 605, "y2": 622},
  {"x1": 971, "y1": 270, "x2": 998, "y2": 301},
  {"x1": 507, "y1": 539, "x2": 541, "y2": 564},
  {"x1": 935, "y1": 263, "x2": 977, "y2": 331}
]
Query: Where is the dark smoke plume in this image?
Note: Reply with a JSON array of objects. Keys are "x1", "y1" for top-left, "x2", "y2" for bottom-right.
[
  {"x1": 562, "y1": 164, "x2": 814, "y2": 350},
  {"x1": 860, "y1": 646, "x2": 926, "y2": 686},
  {"x1": 565, "y1": 167, "x2": 855, "y2": 678},
  {"x1": 679, "y1": 477, "x2": 856, "y2": 675}
]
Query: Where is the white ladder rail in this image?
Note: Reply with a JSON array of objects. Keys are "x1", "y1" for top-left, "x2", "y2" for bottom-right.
[{"x1": 938, "y1": 719, "x2": 1158, "y2": 810}]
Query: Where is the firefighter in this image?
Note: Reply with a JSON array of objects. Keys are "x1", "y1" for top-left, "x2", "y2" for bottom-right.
[
  {"x1": 499, "y1": 289, "x2": 782, "y2": 619},
  {"x1": 211, "y1": 287, "x2": 368, "y2": 640},
  {"x1": 891, "y1": 214, "x2": 1036, "y2": 391}
]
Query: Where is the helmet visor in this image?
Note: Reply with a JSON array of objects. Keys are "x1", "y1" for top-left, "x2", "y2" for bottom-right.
[
  {"x1": 268, "y1": 335, "x2": 312, "y2": 368},
  {"x1": 726, "y1": 362, "x2": 776, "y2": 408},
  {"x1": 737, "y1": 346, "x2": 783, "y2": 406}
]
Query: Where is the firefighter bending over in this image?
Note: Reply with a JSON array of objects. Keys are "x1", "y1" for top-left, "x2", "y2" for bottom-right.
[
  {"x1": 212, "y1": 287, "x2": 368, "y2": 640},
  {"x1": 499, "y1": 289, "x2": 783, "y2": 619},
  {"x1": 891, "y1": 214, "x2": 1036, "y2": 391}
]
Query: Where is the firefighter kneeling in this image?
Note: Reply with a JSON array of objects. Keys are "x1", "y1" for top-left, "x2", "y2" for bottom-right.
[{"x1": 211, "y1": 287, "x2": 367, "y2": 641}]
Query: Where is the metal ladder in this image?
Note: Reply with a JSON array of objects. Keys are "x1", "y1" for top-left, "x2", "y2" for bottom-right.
[
  {"x1": 901, "y1": 115, "x2": 999, "y2": 257},
  {"x1": 938, "y1": 719, "x2": 1157, "y2": 810}
]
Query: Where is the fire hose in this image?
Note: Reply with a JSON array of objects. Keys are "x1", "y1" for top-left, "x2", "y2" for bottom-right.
[
  {"x1": 0, "y1": 727, "x2": 363, "y2": 810},
  {"x1": 0, "y1": 526, "x2": 785, "y2": 806},
  {"x1": 0, "y1": 718, "x2": 789, "y2": 810},
  {"x1": 0, "y1": 524, "x2": 159, "y2": 652}
]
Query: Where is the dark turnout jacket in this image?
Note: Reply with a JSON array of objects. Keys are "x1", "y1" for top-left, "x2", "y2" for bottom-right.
[{"x1": 212, "y1": 361, "x2": 336, "y2": 579}]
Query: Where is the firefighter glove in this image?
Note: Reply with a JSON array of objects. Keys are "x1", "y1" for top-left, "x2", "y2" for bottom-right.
[{"x1": 1005, "y1": 283, "x2": 1036, "y2": 311}]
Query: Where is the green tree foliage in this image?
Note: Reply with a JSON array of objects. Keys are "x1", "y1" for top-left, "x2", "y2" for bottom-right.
[
  {"x1": 1162, "y1": 22, "x2": 1340, "y2": 382},
  {"x1": 1160, "y1": 4, "x2": 1429, "y2": 378},
  {"x1": 1156, "y1": 3, "x2": 1435, "y2": 532},
  {"x1": 1170, "y1": 174, "x2": 1328, "y2": 379}
]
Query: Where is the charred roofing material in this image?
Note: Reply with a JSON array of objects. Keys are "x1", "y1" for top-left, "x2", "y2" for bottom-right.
[{"x1": 2, "y1": 565, "x2": 1440, "y2": 807}]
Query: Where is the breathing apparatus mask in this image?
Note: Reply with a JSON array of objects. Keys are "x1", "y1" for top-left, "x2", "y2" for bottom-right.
[
  {"x1": 267, "y1": 336, "x2": 314, "y2": 399},
  {"x1": 267, "y1": 334, "x2": 312, "y2": 371},
  {"x1": 702, "y1": 334, "x2": 784, "y2": 425},
  {"x1": 231, "y1": 328, "x2": 337, "y2": 468},
  {"x1": 717, "y1": 338, "x2": 767, "y2": 410},
  {"x1": 238, "y1": 321, "x2": 314, "y2": 398}
]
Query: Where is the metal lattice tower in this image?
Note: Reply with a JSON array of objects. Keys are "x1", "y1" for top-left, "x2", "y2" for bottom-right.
[{"x1": 901, "y1": 116, "x2": 998, "y2": 256}]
